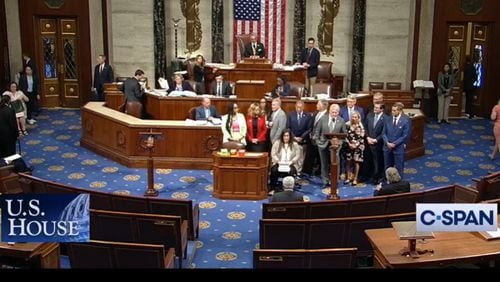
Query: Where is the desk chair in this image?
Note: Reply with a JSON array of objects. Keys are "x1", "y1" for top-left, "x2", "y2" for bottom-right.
[
  {"x1": 368, "y1": 82, "x2": 384, "y2": 91},
  {"x1": 125, "y1": 101, "x2": 143, "y2": 118},
  {"x1": 386, "y1": 82, "x2": 402, "y2": 90}
]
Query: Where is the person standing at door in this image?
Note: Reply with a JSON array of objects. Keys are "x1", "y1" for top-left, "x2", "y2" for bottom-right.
[
  {"x1": 22, "y1": 53, "x2": 37, "y2": 76},
  {"x1": 463, "y1": 56, "x2": 478, "y2": 119},
  {"x1": 18, "y1": 66, "x2": 39, "y2": 125},
  {"x1": 93, "y1": 55, "x2": 114, "y2": 101},
  {"x1": 437, "y1": 63, "x2": 457, "y2": 124},
  {"x1": 299, "y1": 37, "x2": 320, "y2": 96}
]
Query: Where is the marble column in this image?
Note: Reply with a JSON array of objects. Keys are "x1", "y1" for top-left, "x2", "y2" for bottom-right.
[
  {"x1": 350, "y1": 0, "x2": 366, "y2": 92},
  {"x1": 154, "y1": 0, "x2": 166, "y2": 88},
  {"x1": 293, "y1": 0, "x2": 306, "y2": 63},
  {"x1": 212, "y1": 0, "x2": 224, "y2": 63}
]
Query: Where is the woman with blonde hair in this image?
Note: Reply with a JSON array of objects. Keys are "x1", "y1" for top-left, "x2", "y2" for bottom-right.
[
  {"x1": 246, "y1": 103, "x2": 268, "y2": 152},
  {"x1": 490, "y1": 98, "x2": 500, "y2": 160},
  {"x1": 343, "y1": 111, "x2": 365, "y2": 186}
]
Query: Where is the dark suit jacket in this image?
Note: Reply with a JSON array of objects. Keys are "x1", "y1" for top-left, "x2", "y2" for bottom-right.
[
  {"x1": 0, "y1": 105, "x2": 19, "y2": 157},
  {"x1": 195, "y1": 105, "x2": 220, "y2": 120},
  {"x1": 271, "y1": 191, "x2": 304, "y2": 202},
  {"x1": 272, "y1": 83, "x2": 291, "y2": 97},
  {"x1": 287, "y1": 111, "x2": 312, "y2": 145},
  {"x1": 365, "y1": 112, "x2": 387, "y2": 145},
  {"x1": 463, "y1": 63, "x2": 477, "y2": 92},
  {"x1": 123, "y1": 78, "x2": 144, "y2": 103},
  {"x1": 168, "y1": 81, "x2": 194, "y2": 93},
  {"x1": 24, "y1": 59, "x2": 37, "y2": 76},
  {"x1": 382, "y1": 114, "x2": 411, "y2": 154},
  {"x1": 93, "y1": 64, "x2": 114, "y2": 90},
  {"x1": 243, "y1": 42, "x2": 265, "y2": 58},
  {"x1": 340, "y1": 106, "x2": 365, "y2": 123},
  {"x1": 18, "y1": 74, "x2": 39, "y2": 95},
  {"x1": 210, "y1": 81, "x2": 232, "y2": 97},
  {"x1": 374, "y1": 181, "x2": 410, "y2": 196},
  {"x1": 299, "y1": 48, "x2": 320, "y2": 77}
]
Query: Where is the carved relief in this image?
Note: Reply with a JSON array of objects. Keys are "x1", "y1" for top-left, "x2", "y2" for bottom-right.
[
  {"x1": 460, "y1": 0, "x2": 484, "y2": 15},
  {"x1": 116, "y1": 130, "x2": 126, "y2": 149},
  {"x1": 181, "y1": 0, "x2": 202, "y2": 52},
  {"x1": 203, "y1": 136, "x2": 221, "y2": 153},
  {"x1": 317, "y1": 0, "x2": 340, "y2": 56},
  {"x1": 44, "y1": 0, "x2": 65, "y2": 9},
  {"x1": 84, "y1": 119, "x2": 93, "y2": 137}
]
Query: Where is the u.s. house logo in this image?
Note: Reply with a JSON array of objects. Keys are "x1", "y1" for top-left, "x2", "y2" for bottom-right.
[{"x1": 1, "y1": 194, "x2": 89, "y2": 242}]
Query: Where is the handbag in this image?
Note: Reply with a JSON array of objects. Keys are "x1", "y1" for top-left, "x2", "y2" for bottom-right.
[{"x1": 11, "y1": 100, "x2": 25, "y2": 113}]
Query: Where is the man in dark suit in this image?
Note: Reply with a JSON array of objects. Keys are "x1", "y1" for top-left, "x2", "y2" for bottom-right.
[
  {"x1": 313, "y1": 103, "x2": 347, "y2": 187},
  {"x1": 270, "y1": 176, "x2": 304, "y2": 202},
  {"x1": 123, "y1": 69, "x2": 145, "y2": 117},
  {"x1": 93, "y1": 54, "x2": 114, "y2": 101},
  {"x1": 365, "y1": 103, "x2": 387, "y2": 184},
  {"x1": 243, "y1": 35, "x2": 265, "y2": 58},
  {"x1": 18, "y1": 65, "x2": 39, "y2": 124},
  {"x1": 373, "y1": 167, "x2": 410, "y2": 196},
  {"x1": 195, "y1": 97, "x2": 220, "y2": 121},
  {"x1": 299, "y1": 37, "x2": 320, "y2": 96},
  {"x1": 463, "y1": 56, "x2": 478, "y2": 119},
  {"x1": 382, "y1": 102, "x2": 411, "y2": 176},
  {"x1": 0, "y1": 95, "x2": 19, "y2": 158},
  {"x1": 210, "y1": 74, "x2": 232, "y2": 97},
  {"x1": 22, "y1": 53, "x2": 37, "y2": 76},
  {"x1": 287, "y1": 101, "x2": 312, "y2": 175},
  {"x1": 340, "y1": 94, "x2": 365, "y2": 123}
]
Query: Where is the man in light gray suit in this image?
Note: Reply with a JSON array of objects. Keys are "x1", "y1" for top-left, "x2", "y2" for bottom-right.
[
  {"x1": 268, "y1": 98, "x2": 287, "y2": 144},
  {"x1": 313, "y1": 103, "x2": 346, "y2": 187}
]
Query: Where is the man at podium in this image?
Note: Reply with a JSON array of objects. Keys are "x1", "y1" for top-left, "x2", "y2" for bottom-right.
[{"x1": 244, "y1": 35, "x2": 265, "y2": 58}]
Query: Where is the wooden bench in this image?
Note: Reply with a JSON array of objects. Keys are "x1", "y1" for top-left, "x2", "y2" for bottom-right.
[
  {"x1": 67, "y1": 240, "x2": 175, "y2": 268},
  {"x1": 473, "y1": 171, "x2": 500, "y2": 201},
  {"x1": 263, "y1": 185, "x2": 458, "y2": 219},
  {"x1": 90, "y1": 209, "x2": 188, "y2": 268},
  {"x1": 18, "y1": 173, "x2": 200, "y2": 240},
  {"x1": 253, "y1": 248, "x2": 357, "y2": 268},
  {"x1": 0, "y1": 165, "x2": 22, "y2": 194},
  {"x1": 259, "y1": 212, "x2": 415, "y2": 256}
]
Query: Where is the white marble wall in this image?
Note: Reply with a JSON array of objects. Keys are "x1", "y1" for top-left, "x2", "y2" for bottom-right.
[
  {"x1": 416, "y1": 0, "x2": 435, "y2": 80},
  {"x1": 108, "y1": 0, "x2": 155, "y2": 78},
  {"x1": 5, "y1": 0, "x2": 22, "y2": 82},
  {"x1": 364, "y1": 0, "x2": 414, "y2": 91},
  {"x1": 89, "y1": 0, "x2": 104, "y2": 76}
]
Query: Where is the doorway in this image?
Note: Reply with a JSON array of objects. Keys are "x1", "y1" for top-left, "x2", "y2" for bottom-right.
[
  {"x1": 445, "y1": 22, "x2": 488, "y2": 117},
  {"x1": 35, "y1": 18, "x2": 81, "y2": 108}
]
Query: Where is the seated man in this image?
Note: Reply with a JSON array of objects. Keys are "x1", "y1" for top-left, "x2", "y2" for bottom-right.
[
  {"x1": 168, "y1": 74, "x2": 194, "y2": 93},
  {"x1": 195, "y1": 97, "x2": 220, "y2": 121},
  {"x1": 373, "y1": 167, "x2": 410, "y2": 196},
  {"x1": 243, "y1": 34, "x2": 265, "y2": 58},
  {"x1": 211, "y1": 74, "x2": 232, "y2": 97},
  {"x1": 270, "y1": 176, "x2": 304, "y2": 202}
]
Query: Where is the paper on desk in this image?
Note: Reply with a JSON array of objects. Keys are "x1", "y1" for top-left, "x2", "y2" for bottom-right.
[
  {"x1": 4, "y1": 154, "x2": 21, "y2": 163},
  {"x1": 158, "y1": 77, "x2": 169, "y2": 89}
]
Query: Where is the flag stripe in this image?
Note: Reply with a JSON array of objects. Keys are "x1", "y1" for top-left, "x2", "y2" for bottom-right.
[{"x1": 233, "y1": 0, "x2": 286, "y2": 63}]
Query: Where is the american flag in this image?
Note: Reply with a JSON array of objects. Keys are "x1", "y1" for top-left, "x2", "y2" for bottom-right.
[{"x1": 233, "y1": 0, "x2": 286, "y2": 63}]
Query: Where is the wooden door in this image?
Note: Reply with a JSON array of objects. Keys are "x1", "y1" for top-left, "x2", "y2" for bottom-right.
[
  {"x1": 36, "y1": 18, "x2": 81, "y2": 108},
  {"x1": 446, "y1": 22, "x2": 489, "y2": 117}
]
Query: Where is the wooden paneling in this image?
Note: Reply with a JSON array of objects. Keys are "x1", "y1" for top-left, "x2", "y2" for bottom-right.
[
  {"x1": 431, "y1": 0, "x2": 500, "y2": 117},
  {"x1": 80, "y1": 103, "x2": 223, "y2": 169},
  {"x1": 18, "y1": 0, "x2": 92, "y2": 107}
]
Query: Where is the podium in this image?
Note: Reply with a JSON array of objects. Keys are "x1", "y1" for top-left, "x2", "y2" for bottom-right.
[
  {"x1": 324, "y1": 132, "x2": 347, "y2": 200},
  {"x1": 413, "y1": 80, "x2": 434, "y2": 121},
  {"x1": 237, "y1": 58, "x2": 273, "y2": 69},
  {"x1": 212, "y1": 152, "x2": 269, "y2": 200}
]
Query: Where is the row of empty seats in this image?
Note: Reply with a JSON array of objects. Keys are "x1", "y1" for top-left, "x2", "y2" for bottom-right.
[{"x1": 368, "y1": 81, "x2": 402, "y2": 91}]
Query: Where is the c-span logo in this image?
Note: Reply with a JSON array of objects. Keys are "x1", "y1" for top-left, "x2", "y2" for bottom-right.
[
  {"x1": 416, "y1": 203, "x2": 497, "y2": 232},
  {"x1": 1, "y1": 194, "x2": 89, "y2": 242}
]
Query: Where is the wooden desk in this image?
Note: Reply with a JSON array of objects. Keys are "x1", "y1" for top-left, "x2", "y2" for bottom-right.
[
  {"x1": 212, "y1": 152, "x2": 269, "y2": 200},
  {"x1": 81, "y1": 102, "x2": 223, "y2": 169},
  {"x1": 205, "y1": 64, "x2": 306, "y2": 99},
  {"x1": 104, "y1": 91, "x2": 373, "y2": 121},
  {"x1": 365, "y1": 226, "x2": 500, "y2": 268},
  {"x1": 0, "y1": 242, "x2": 60, "y2": 268}
]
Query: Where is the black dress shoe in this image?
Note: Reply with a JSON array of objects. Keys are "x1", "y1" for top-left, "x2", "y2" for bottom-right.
[{"x1": 444, "y1": 120, "x2": 451, "y2": 124}]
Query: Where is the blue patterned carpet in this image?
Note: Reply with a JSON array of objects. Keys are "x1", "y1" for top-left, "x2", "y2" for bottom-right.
[{"x1": 22, "y1": 108, "x2": 499, "y2": 268}]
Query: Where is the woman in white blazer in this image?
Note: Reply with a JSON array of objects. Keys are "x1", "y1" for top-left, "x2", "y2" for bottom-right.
[
  {"x1": 269, "y1": 129, "x2": 301, "y2": 191},
  {"x1": 221, "y1": 103, "x2": 247, "y2": 145}
]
